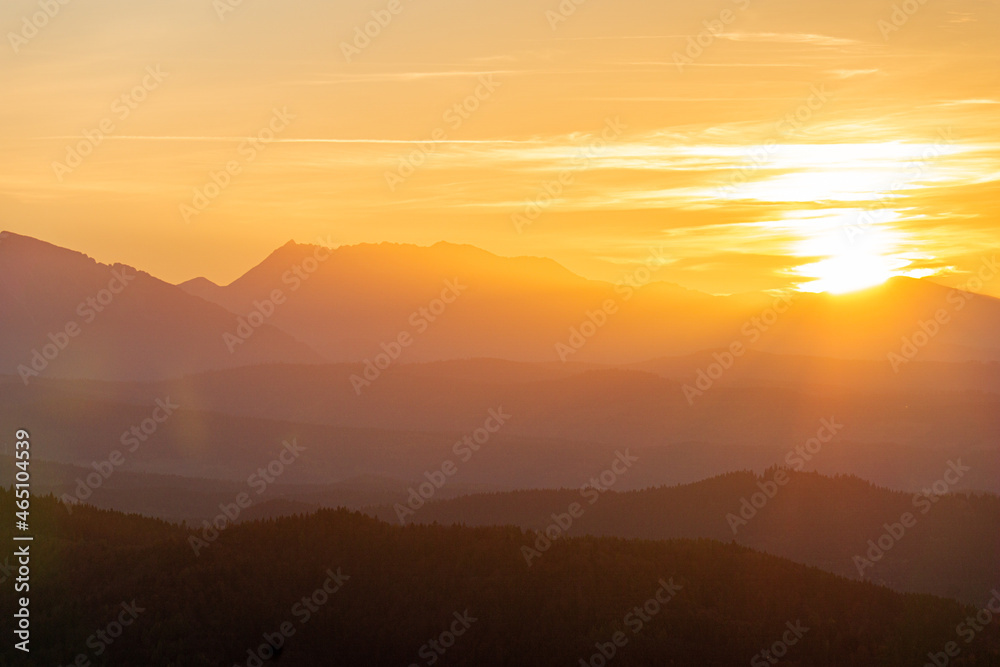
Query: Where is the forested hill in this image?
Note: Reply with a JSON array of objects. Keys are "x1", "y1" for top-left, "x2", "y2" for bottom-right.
[
  {"x1": 370, "y1": 469, "x2": 1000, "y2": 604},
  {"x1": 2, "y1": 490, "x2": 999, "y2": 666}
]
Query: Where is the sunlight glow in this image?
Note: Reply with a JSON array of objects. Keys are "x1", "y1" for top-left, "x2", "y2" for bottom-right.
[
  {"x1": 797, "y1": 252, "x2": 903, "y2": 293},
  {"x1": 768, "y1": 210, "x2": 943, "y2": 294}
]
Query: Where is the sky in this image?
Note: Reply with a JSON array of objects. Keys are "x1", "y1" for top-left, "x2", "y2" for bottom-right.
[{"x1": 1, "y1": 0, "x2": 998, "y2": 296}]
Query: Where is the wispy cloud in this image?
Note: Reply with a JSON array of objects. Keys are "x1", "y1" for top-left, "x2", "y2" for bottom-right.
[
  {"x1": 719, "y1": 32, "x2": 860, "y2": 46},
  {"x1": 828, "y1": 69, "x2": 879, "y2": 79}
]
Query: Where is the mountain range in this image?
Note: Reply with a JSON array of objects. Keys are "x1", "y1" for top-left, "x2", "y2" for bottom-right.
[
  {"x1": 3, "y1": 231, "x2": 1000, "y2": 385},
  {"x1": 2, "y1": 231, "x2": 998, "y2": 619}
]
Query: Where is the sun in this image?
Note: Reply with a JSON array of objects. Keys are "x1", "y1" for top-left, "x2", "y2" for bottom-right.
[
  {"x1": 797, "y1": 252, "x2": 899, "y2": 294},
  {"x1": 780, "y1": 210, "x2": 935, "y2": 294}
]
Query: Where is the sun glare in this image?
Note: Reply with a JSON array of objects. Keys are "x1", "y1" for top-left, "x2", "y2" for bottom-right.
[
  {"x1": 771, "y1": 209, "x2": 939, "y2": 294},
  {"x1": 796, "y1": 252, "x2": 900, "y2": 293}
]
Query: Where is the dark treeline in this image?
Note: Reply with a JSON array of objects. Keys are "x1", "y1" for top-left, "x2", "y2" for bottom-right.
[{"x1": 1, "y1": 489, "x2": 999, "y2": 666}]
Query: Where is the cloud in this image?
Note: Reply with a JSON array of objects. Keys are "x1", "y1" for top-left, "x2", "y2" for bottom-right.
[
  {"x1": 719, "y1": 33, "x2": 860, "y2": 46},
  {"x1": 828, "y1": 69, "x2": 880, "y2": 79}
]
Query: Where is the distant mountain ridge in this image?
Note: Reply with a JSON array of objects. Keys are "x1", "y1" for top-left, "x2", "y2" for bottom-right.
[
  {"x1": 3, "y1": 231, "x2": 1000, "y2": 383},
  {"x1": 178, "y1": 240, "x2": 1000, "y2": 364},
  {"x1": 0, "y1": 232, "x2": 321, "y2": 381},
  {"x1": 178, "y1": 238, "x2": 744, "y2": 363}
]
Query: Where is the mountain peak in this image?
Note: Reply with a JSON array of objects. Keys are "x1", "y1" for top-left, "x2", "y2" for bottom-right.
[
  {"x1": 178, "y1": 276, "x2": 220, "y2": 289},
  {"x1": 177, "y1": 275, "x2": 224, "y2": 298}
]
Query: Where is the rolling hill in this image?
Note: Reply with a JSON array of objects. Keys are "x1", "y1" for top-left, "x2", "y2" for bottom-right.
[
  {"x1": 2, "y1": 489, "x2": 998, "y2": 666},
  {"x1": 369, "y1": 470, "x2": 1000, "y2": 604}
]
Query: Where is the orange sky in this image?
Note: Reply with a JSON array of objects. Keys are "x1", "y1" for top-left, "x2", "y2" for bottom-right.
[{"x1": 1, "y1": 0, "x2": 998, "y2": 296}]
